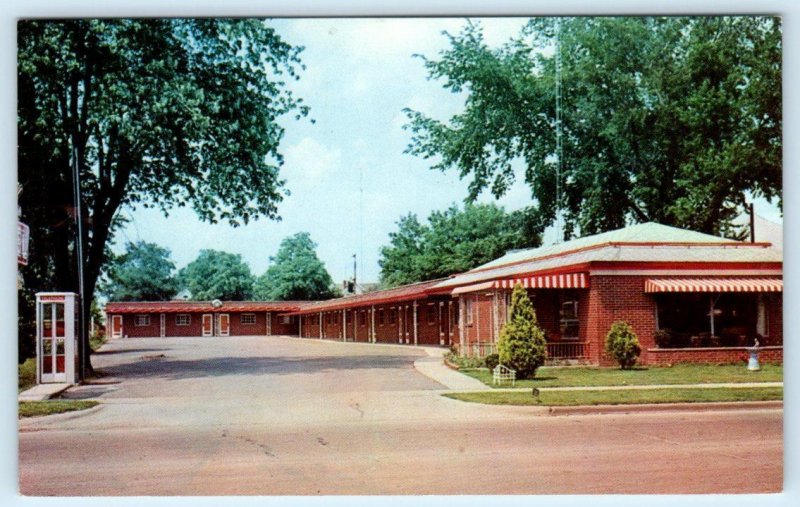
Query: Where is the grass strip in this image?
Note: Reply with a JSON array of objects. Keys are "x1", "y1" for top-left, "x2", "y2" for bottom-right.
[
  {"x1": 443, "y1": 387, "x2": 783, "y2": 406},
  {"x1": 462, "y1": 363, "x2": 782, "y2": 389},
  {"x1": 19, "y1": 401, "x2": 100, "y2": 419}
]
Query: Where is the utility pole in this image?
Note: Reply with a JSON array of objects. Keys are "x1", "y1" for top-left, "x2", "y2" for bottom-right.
[
  {"x1": 71, "y1": 145, "x2": 88, "y2": 381},
  {"x1": 352, "y1": 254, "x2": 357, "y2": 294}
]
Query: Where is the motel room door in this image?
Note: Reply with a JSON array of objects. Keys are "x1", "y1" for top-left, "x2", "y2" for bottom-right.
[
  {"x1": 217, "y1": 314, "x2": 230, "y2": 337},
  {"x1": 111, "y1": 315, "x2": 123, "y2": 339},
  {"x1": 202, "y1": 314, "x2": 213, "y2": 337}
]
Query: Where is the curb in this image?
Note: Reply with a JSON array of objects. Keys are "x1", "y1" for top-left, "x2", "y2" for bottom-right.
[
  {"x1": 545, "y1": 400, "x2": 783, "y2": 416},
  {"x1": 18, "y1": 404, "x2": 104, "y2": 427}
]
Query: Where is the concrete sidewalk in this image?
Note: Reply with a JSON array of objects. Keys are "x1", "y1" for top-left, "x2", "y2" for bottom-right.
[
  {"x1": 413, "y1": 348, "x2": 491, "y2": 391},
  {"x1": 18, "y1": 383, "x2": 72, "y2": 402}
]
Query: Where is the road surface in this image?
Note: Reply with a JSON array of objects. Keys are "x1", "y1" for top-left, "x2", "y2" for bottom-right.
[{"x1": 19, "y1": 336, "x2": 783, "y2": 495}]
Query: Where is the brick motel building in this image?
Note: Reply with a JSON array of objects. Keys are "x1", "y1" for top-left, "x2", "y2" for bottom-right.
[{"x1": 105, "y1": 222, "x2": 783, "y2": 366}]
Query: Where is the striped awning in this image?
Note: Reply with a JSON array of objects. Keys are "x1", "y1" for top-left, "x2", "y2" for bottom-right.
[
  {"x1": 644, "y1": 278, "x2": 783, "y2": 293},
  {"x1": 451, "y1": 273, "x2": 589, "y2": 294},
  {"x1": 494, "y1": 272, "x2": 589, "y2": 290}
]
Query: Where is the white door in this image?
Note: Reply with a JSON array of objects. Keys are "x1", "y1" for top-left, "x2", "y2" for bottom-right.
[
  {"x1": 160, "y1": 313, "x2": 166, "y2": 337},
  {"x1": 217, "y1": 314, "x2": 230, "y2": 337},
  {"x1": 202, "y1": 314, "x2": 213, "y2": 337},
  {"x1": 40, "y1": 302, "x2": 67, "y2": 383}
]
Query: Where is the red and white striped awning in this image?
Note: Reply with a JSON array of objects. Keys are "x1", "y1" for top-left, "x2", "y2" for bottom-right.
[
  {"x1": 452, "y1": 273, "x2": 589, "y2": 295},
  {"x1": 644, "y1": 278, "x2": 783, "y2": 293},
  {"x1": 494, "y1": 272, "x2": 589, "y2": 290}
]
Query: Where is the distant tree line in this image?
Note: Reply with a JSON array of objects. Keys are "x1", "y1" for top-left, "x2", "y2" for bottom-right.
[{"x1": 100, "y1": 232, "x2": 339, "y2": 302}]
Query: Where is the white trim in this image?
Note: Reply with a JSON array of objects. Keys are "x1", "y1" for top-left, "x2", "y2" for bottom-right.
[
  {"x1": 217, "y1": 313, "x2": 230, "y2": 337},
  {"x1": 590, "y1": 269, "x2": 782, "y2": 276},
  {"x1": 160, "y1": 313, "x2": 165, "y2": 337}
]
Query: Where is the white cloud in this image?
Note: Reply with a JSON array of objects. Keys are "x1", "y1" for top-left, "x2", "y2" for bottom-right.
[{"x1": 283, "y1": 137, "x2": 342, "y2": 189}]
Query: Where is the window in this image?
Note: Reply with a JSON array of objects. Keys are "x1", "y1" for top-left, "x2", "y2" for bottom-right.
[
  {"x1": 656, "y1": 293, "x2": 761, "y2": 347},
  {"x1": 559, "y1": 300, "x2": 579, "y2": 339},
  {"x1": 282, "y1": 315, "x2": 292, "y2": 325},
  {"x1": 134, "y1": 314, "x2": 150, "y2": 327},
  {"x1": 175, "y1": 314, "x2": 190, "y2": 326},
  {"x1": 427, "y1": 305, "x2": 436, "y2": 325},
  {"x1": 241, "y1": 313, "x2": 256, "y2": 325},
  {"x1": 465, "y1": 298, "x2": 473, "y2": 326}
]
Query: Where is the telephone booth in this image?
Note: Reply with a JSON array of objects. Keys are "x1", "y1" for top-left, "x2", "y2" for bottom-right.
[{"x1": 36, "y1": 292, "x2": 80, "y2": 385}]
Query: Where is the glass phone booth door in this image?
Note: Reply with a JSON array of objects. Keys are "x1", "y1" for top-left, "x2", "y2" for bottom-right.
[{"x1": 36, "y1": 293, "x2": 79, "y2": 385}]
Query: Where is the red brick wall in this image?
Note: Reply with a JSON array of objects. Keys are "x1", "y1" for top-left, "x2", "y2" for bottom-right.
[
  {"x1": 647, "y1": 346, "x2": 783, "y2": 365},
  {"x1": 121, "y1": 313, "x2": 160, "y2": 338},
  {"x1": 765, "y1": 293, "x2": 783, "y2": 345},
  {"x1": 229, "y1": 312, "x2": 267, "y2": 336},
  {"x1": 166, "y1": 312, "x2": 204, "y2": 337},
  {"x1": 585, "y1": 276, "x2": 658, "y2": 366}
]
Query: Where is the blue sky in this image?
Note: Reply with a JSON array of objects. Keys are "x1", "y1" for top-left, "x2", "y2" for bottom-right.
[
  {"x1": 115, "y1": 18, "x2": 539, "y2": 284},
  {"x1": 113, "y1": 17, "x2": 783, "y2": 285}
]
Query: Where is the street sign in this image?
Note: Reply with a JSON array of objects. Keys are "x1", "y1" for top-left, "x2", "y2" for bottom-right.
[{"x1": 18, "y1": 221, "x2": 30, "y2": 266}]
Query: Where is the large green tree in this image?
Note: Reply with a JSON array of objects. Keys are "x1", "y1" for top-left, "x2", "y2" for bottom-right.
[
  {"x1": 404, "y1": 17, "x2": 781, "y2": 238},
  {"x1": 100, "y1": 241, "x2": 179, "y2": 301},
  {"x1": 379, "y1": 203, "x2": 538, "y2": 287},
  {"x1": 254, "y1": 232, "x2": 337, "y2": 301},
  {"x1": 179, "y1": 250, "x2": 255, "y2": 301},
  {"x1": 18, "y1": 19, "x2": 308, "y2": 361}
]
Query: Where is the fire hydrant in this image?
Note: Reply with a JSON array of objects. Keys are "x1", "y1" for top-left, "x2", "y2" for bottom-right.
[{"x1": 747, "y1": 338, "x2": 761, "y2": 372}]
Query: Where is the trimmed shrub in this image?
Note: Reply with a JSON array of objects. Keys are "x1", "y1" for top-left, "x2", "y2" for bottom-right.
[
  {"x1": 605, "y1": 321, "x2": 642, "y2": 369},
  {"x1": 497, "y1": 284, "x2": 547, "y2": 379},
  {"x1": 484, "y1": 353, "x2": 500, "y2": 372}
]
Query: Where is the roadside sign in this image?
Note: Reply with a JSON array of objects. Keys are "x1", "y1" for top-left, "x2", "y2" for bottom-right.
[{"x1": 18, "y1": 221, "x2": 30, "y2": 266}]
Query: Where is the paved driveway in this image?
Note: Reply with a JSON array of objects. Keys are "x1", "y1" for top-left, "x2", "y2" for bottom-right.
[{"x1": 19, "y1": 335, "x2": 783, "y2": 495}]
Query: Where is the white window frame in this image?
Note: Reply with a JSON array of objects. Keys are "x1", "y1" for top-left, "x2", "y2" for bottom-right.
[
  {"x1": 176, "y1": 314, "x2": 191, "y2": 326},
  {"x1": 241, "y1": 313, "x2": 257, "y2": 325},
  {"x1": 282, "y1": 315, "x2": 292, "y2": 325},
  {"x1": 465, "y1": 298, "x2": 474, "y2": 326},
  {"x1": 134, "y1": 314, "x2": 151, "y2": 327}
]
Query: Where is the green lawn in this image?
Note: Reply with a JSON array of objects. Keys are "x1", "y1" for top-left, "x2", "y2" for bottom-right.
[
  {"x1": 461, "y1": 363, "x2": 782, "y2": 389},
  {"x1": 19, "y1": 400, "x2": 99, "y2": 419},
  {"x1": 444, "y1": 386, "x2": 784, "y2": 406}
]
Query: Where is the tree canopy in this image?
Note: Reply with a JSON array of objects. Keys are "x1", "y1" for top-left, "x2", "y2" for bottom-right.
[
  {"x1": 254, "y1": 232, "x2": 337, "y2": 301},
  {"x1": 404, "y1": 17, "x2": 781, "y2": 238},
  {"x1": 17, "y1": 19, "x2": 308, "y2": 359},
  {"x1": 100, "y1": 241, "x2": 179, "y2": 301},
  {"x1": 379, "y1": 203, "x2": 539, "y2": 287},
  {"x1": 179, "y1": 250, "x2": 255, "y2": 301}
]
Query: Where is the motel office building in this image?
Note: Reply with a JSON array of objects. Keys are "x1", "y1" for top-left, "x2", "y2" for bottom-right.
[{"x1": 106, "y1": 223, "x2": 783, "y2": 366}]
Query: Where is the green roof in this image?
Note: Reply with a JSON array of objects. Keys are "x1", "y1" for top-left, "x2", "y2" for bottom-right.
[{"x1": 480, "y1": 222, "x2": 736, "y2": 270}]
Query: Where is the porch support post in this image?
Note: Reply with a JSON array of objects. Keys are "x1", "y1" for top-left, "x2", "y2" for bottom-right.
[
  {"x1": 413, "y1": 301, "x2": 418, "y2": 346},
  {"x1": 299, "y1": 315, "x2": 303, "y2": 338},
  {"x1": 709, "y1": 295, "x2": 715, "y2": 337},
  {"x1": 342, "y1": 309, "x2": 346, "y2": 341},
  {"x1": 319, "y1": 312, "x2": 323, "y2": 339},
  {"x1": 371, "y1": 305, "x2": 376, "y2": 343},
  {"x1": 458, "y1": 296, "x2": 465, "y2": 355}
]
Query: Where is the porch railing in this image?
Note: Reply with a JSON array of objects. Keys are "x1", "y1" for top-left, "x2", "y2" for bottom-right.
[
  {"x1": 469, "y1": 342, "x2": 496, "y2": 357},
  {"x1": 547, "y1": 341, "x2": 588, "y2": 359}
]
